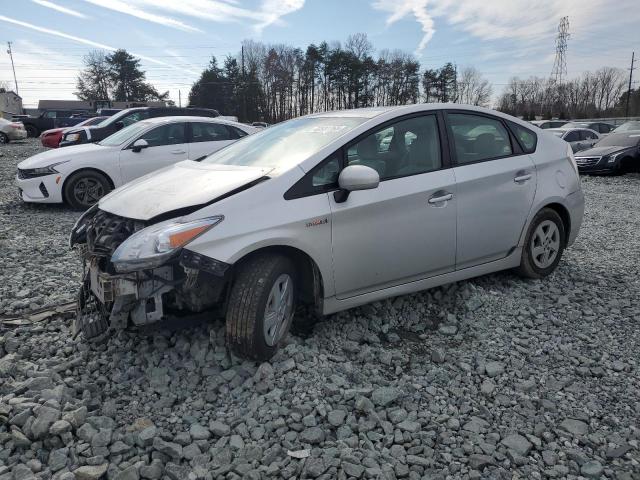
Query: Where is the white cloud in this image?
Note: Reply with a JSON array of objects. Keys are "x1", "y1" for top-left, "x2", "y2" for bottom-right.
[
  {"x1": 372, "y1": 0, "x2": 638, "y2": 58},
  {"x1": 82, "y1": 0, "x2": 202, "y2": 32},
  {"x1": 31, "y1": 0, "x2": 88, "y2": 18},
  {"x1": 85, "y1": 0, "x2": 304, "y2": 33},
  {"x1": 372, "y1": 0, "x2": 434, "y2": 55}
]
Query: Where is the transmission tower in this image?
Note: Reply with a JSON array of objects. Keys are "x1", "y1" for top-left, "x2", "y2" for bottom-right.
[{"x1": 550, "y1": 16, "x2": 570, "y2": 84}]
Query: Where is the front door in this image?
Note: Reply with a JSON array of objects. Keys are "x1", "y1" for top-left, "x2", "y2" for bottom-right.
[
  {"x1": 119, "y1": 123, "x2": 188, "y2": 183},
  {"x1": 330, "y1": 113, "x2": 457, "y2": 299},
  {"x1": 446, "y1": 112, "x2": 537, "y2": 269}
]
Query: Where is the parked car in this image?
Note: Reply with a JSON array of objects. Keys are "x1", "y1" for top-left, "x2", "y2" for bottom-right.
[
  {"x1": 0, "y1": 118, "x2": 28, "y2": 144},
  {"x1": 40, "y1": 116, "x2": 107, "y2": 148},
  {"x1": 574, "y1": 131, "x2": 640, "y2": 174},
  {"x1": 68, "y1": 104, "x2": 584, "y2": 360},
  {"x1": 251, "y1": 122, "x2": 269, "y2": 128},
  {"x1": 59, "y1": 107, "x2": 220, "y2": 148},
  {"x1": 20, "y1": 109, "x2": 94, "y2": 138},
  {"x1": 17, "y1": 117, "x2": 256, "y2": 209},
  {"x1": 531, "y1": 120, "x2": 568, "y2": 129},
  {"x1": 613, "y1": 120, "x2": 640, "y2": 132},
  {"x1": 563, "y1": 121, "x2": 616, "y2": 135},
  {"x1": 546, "y1": 127, "x2": 600, "y2": 153}
]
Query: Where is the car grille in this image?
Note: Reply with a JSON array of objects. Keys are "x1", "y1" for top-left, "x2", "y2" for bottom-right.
[
  {"x1": 86, "y1": 209, "x2": 146, "y2": 260},
  {"x1": 575, "y1": 156, "x2": 601, "y2": 167}
]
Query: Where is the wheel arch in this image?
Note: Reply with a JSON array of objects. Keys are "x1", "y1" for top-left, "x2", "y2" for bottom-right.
[
  {"x1": 61, "y1": 168, "x2": 116, "y2": 204},
  {"x1": 231, "y1": 245, "x2": 325, "y2": 314}
]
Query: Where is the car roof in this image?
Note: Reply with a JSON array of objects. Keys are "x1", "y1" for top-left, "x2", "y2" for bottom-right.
[{"x1": 136, "y1": 115, "x2": 253, "y2": 129}]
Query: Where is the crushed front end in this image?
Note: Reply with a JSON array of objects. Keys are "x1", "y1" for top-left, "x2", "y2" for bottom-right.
[{"x1": 70, "y1": 207, "x2": 230, "y2": 341}]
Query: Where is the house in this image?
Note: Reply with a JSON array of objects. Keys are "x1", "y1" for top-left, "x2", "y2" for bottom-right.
[{"x1": 0, "y1": 91, "x2": 23, "y2": 119}]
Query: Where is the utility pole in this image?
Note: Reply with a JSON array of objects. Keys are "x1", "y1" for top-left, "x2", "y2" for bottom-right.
[
  {"x1": 6, "y1": 41, "x2": 19, "y2": 95},
  {"x1": 178, "y1": 89, "x2": 181, "y2": 108},
  {"x1": 626, "y1": 51, "x2": 635, "y2": 118}
]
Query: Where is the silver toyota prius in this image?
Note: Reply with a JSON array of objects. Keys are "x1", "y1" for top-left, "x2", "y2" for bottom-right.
[{"x1": 70, "y1": 104, "x2": 584, "y2": 360}]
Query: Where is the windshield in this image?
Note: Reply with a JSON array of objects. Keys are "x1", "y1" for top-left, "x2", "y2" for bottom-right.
[
  {"x1": 201, "y1": 116, "x2": 367, "y2": 169},
  {"x1": 99, "y1": 121, "x2": 151, "y2": 146},
  {"x1": 595, "y1": 133, "x2": 640, "y2": 148},
  {"x1": 614, "y1": 121, "x2": 640, "y2": 132}
]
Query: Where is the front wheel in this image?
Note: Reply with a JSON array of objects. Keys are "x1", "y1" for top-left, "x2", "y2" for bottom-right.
[
  {"x1": 515, "y1": 208, "x2": 566, "y2": 279},
  {"x1": 0, "y1": 132, "x2": 8, "y2": 144},
  {"x1": 25, "y1": 125, "x2": 39, "y2": 138},
  {"x1": 63, "y1": 170, "x2": 111, "y2": 210},
  {"x1": 226, "y1": 254, "x2": 297, "y2": 360}
]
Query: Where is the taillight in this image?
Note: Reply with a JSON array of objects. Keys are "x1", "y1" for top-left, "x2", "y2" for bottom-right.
[{"x1": 10, "y1": 123, "x2": 23, "y2": 129}]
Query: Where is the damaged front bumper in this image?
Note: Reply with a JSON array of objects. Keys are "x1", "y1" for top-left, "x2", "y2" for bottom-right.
[{"x1": 73, "y1": 209, "x2": 231, "y2": 341}]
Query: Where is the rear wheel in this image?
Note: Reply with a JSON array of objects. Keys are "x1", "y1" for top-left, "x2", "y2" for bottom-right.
[
  {"x1": 0, "y1": 132, "x2": 8, "y2": 144},
  {"x1": 63, "y1": 170, "x2": 111, "y2": 210},
  {"x1": 25, "y1": 125, "x2": 39, "y2": 138},
  {"x1": 226, "y1": 254, "x2": 297, "y2": 360},
  {"x1": 516, "y1": 208, "x2": 566, "y2": 279}
]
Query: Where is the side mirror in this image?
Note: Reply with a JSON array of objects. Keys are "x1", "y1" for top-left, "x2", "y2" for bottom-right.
[
  {"x1": 114, "y1": 121, "x2": 124, "y2": 131},
  {"x1": 334, "y1": 165, "x2": 380, "y2": 203},
  {"x1": 131, "y1": 139, "x2": 149, "y2": 153}
]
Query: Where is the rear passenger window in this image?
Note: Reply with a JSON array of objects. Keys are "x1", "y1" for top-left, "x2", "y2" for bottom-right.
[
  {"x1": 448, "y1": 113, "x2": 512, "y2": 164},
  {"x1": 509, "y1": 121, "x2": 537, "y2": 153},
  {"x1": 564, "y1": 131, "x2": 579, "y2": 142},
  {"x1": 191, "y1": 123, "x2": 234, "y2": 142}
]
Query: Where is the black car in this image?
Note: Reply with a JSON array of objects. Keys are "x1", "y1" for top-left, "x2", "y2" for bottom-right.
[
  {"x1": 21, "y1": 109, "x2": 94, "y2": 137},
  {"x1": 59, "y1": 107, "x2": 220, "y2": 147},
  {"x1": 574, "y1": 131, "x2": 640, "y2": 174}
]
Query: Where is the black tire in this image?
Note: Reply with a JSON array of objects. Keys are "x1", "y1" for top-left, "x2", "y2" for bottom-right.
[
  {"x1": 0, "y1": 132, "x2": 8, "y2": 144},
  {"x1": 226, "y1": 254, "x2": 297, "y2": 361},
  {"x1": 515, "y1": 208, "x2": 566, "y2": 279},
  {"x1": 63, "y1": 170, "x2": 112, "y2": 210},
  {"x1": 25, "y1": 125, "x2": 39, "y2": 138}
]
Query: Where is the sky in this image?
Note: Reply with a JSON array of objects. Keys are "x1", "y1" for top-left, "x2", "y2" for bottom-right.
[{"x1": 1, "y1": 0, "x2": 638, "y2": 108}]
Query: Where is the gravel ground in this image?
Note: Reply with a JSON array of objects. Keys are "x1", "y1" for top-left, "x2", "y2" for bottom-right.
[{"x1": 0, "y1": 138, "x2": 639, "y2": 480}]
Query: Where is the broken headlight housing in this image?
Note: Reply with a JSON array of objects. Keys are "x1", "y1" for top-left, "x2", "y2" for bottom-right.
[{"x1": 111, "y1": 216, "x2": 224, "y2": 273}]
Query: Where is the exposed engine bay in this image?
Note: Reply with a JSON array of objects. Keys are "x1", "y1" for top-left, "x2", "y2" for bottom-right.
[{"x1": 71, "y1": 208, "x2": 230, "y2": 341}]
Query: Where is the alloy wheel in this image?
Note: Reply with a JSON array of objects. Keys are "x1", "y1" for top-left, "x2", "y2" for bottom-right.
[
  {"x1": 73, "y1": 177, "x2": 105, "y2": 207},
  {"x1": 263, "y1": 273, "x2": 294, "y2": 346},
  {"x1": 531, "y1": 220, "x2": 560, "y2": 269}
]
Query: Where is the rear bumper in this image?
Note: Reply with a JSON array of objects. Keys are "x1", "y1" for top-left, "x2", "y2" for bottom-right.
[
  {"x1": 566, "y1": 188, "x2": 584, "y2": 247},
  {"x1": 7, "y1": 129, "x2": 27, "y2": 140}
]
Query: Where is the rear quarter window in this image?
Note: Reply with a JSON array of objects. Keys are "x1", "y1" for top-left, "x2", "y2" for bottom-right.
[{"x1": 508, "y1": 121, "x2": 537, "y2": 153}]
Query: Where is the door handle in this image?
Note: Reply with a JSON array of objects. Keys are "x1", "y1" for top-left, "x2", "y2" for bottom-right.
[
  {"x1": 428, "y1": 192, "x2": 453, "y2": 204},
  {"x1": 514, "y1": 173, "x2": 532, "y2": 183},
  {"x1": 170, "y1": 149, "x2": 186, "y2": 154}
]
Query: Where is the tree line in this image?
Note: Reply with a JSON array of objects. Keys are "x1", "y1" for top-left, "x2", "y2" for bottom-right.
[{"x1": 74, "y1": 36, "x2": 638, "y2": 122}]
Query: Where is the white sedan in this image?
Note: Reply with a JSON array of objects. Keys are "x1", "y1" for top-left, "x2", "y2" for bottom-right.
[{"x1": 16, "y1": 116, "x2": 258, "y2": 209}]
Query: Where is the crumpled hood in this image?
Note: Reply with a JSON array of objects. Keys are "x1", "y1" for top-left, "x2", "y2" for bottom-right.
[
  {"x1": 99, "y1": 161, "x2": 272, "y2": 220},
  {"x1": 575, "y1": 145, "x2": 633, "y2": 157},
  {"x1": 17, "y1": 142, "x2": 106, "y2": 168}
]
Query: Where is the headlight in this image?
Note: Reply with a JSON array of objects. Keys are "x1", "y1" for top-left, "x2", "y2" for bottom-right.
[
  {"x1": 607, "y1": 150, "x2": 628, "y2": 164},
  {"x1": 19, "y1": 161, "x2": 69, "y2": 178},
  {"x1": 111, "y1": 216, "x2": 224, "y2": 273},
  {"x1": 66, "y1": 133, "x2": 81, "y2": 142}
]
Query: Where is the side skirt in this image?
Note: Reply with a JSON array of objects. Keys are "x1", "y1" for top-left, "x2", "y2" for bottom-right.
[{"x1": 321, "y1": 247, "x2": 522, "y2": 315}]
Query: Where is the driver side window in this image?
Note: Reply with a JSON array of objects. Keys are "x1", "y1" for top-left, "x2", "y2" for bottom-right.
[
  {"x1": 121, "y1": 111, "x2": 150, "y2": 127},
  {"x1": 347, "y1": 115, "x2": 441, "y2": 180},
  {"x1": 136, "y1": 123, "x2": 186, "y2": 148}
]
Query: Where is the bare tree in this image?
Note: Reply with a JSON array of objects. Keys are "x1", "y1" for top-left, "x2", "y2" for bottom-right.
[
  {"x1": 75, "y1": 50, "x2": 111, "y2": 101},
  {"x1": 457, "y1": 67, "x2": 492, "y2": 106}
]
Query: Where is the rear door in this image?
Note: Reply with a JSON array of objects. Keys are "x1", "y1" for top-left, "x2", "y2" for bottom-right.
[
  {"x1": 118, "y1": 123, "x2": 188, "y2": 183},
  {"x1": 446, "y1": 111, "x2": 537, "y2": 269},
  {"x1": 187, "y1": 122, "x2": 238, "y2": 159}
]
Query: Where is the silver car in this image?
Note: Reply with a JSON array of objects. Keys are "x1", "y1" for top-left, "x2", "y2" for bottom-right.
[
  {"x1": 0, "y1": 118, "x2": 27, "y2": 144},
  {"x1": 71, "y1": 104, "x2": 584, "y2": 360},
  {"x1": 547, "y1": 127, "x2": 600, "y2": 153}
]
